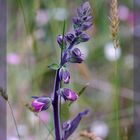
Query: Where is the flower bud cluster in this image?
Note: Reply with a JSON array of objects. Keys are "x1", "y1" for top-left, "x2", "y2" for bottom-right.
[
  {"x1": 73, "y1": 2, "x2": 93, "y2": 31},
  {"x1": 57, "y1": 2, "x2": 93, "y2": 66}
]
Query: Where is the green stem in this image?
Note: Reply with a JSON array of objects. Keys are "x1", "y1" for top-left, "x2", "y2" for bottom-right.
[{"x1": 114, "y1": 47, "x2": 120, "y2": 140}]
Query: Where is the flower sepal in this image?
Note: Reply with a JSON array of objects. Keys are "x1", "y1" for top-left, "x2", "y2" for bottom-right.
[{"x1": 48, "y1": 63, "x2": 60, "y2": 70}]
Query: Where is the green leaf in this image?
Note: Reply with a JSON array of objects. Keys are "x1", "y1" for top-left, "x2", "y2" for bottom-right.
[
  {"x1": 48, "y1": 63, "x2": 60, "y2": 70},
  {"x1": 77, "y1": 83, "x2": 89, "y2": 96}
]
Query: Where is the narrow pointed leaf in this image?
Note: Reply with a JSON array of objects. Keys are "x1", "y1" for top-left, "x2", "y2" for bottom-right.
[
  {"x1": 48, "y1": 63, "x2": 60, "y2": 70},
  {"x1": 69, "y1": 83, "x2": 89, "y2": 106},
  {"x1": 78, "y1": 83, "x2": 89, "y2": 96}
]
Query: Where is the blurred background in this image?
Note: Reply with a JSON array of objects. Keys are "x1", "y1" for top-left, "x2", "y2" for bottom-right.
[{"x1": 7, "y1": 0, "x2": 133, "y2": 140}]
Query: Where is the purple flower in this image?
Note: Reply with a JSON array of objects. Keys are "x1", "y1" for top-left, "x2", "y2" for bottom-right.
[
  {"x1": 81, "y1": 22, "x2": 93, "y2": 31},
  {"x1": 69, "y1": 48, "x2": 85, "y2": 63},
  {"x1": 7, "y1": 53, "x2": 21, "y2": 65},
  {"x1": 31, "y1": 96, "x2": 51, "y2": 112},
  {"x1": 57, "y1": 35, "x2": 66, "y2": 47},
  {"x1": 58, "y1": 88, "x2": 78, "y2": 101},
  {"x1": 79, "y1": 33, "x2": 90, "y2": 42},
  {"x1": 72, "y1": 48, "x2": 82, "y2": 56},
  {"x1": 59, "y1": 67, "x2": 70, "y2": 84},
  {"x1": 62, "y1": 109, "x2": 89, "y2": 140},
  {"x1": 72, "y1": 17, "x2": 81, "y2": 25},
  {"x1": 75, "y1": 29, "x2": 82, "y2": 36},
  {"x1": 65, "y1": 33, "x2": 75, "y2": 43}
]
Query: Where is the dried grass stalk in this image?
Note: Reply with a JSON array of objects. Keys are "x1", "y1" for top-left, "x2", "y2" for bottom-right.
[
  {"x1": 110, "y1": 0, "x2": 120, "y2": 48},
  {"x1": 80, "y1": 130, "x2": 102, "y2": 140}
]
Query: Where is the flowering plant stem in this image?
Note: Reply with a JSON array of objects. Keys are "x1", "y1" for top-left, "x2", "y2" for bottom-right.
[
  {"x1": 53, "y1": 69, "x2": 61, "y2": 140},
  {"x1": 53, "y1": 40, "x2": 76, "y2": 140},
  {"x1": 52, "y1": 20, "x2": 66, "y2": 140},
  {"x1": 31, "y1": 2, "x2": 93, "y2": 140}
]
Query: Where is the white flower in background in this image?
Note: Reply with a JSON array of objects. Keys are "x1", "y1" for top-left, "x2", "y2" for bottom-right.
[
  {"x1": 104, "y1": 42, "x2": 121, "y2": 61},
  {"x1": 118, "y1": 5, "x2": 129, "y2": 21},
  {"x1": 52, "y1": 8, "x2": 68, "y2": 21},
  {"x1": 91, "y1": 120, "x2": 109, "y2": 139},
  {"x1": 7, "y1": 53, "x2": 21, "y2": 65},
  {"x1": 36, "y1": 9, "x2": 49, "y2": 26}
]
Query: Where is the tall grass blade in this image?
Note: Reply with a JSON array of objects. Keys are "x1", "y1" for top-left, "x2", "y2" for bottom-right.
[{"x1": 8, "y1": 101, "x2": 21, "y2": 140}]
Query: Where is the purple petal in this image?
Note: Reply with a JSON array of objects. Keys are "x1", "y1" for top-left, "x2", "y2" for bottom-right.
[
  {"x1": 63, "y1": 88, "x2": 78, "y2": 101},
  {"x1": 86, "y1": 15, "x2": 93, "y2": 22},
  {"x1": 63, "y1": 109, "x2": 89, "y2": 140},
  {"x1": 72, "y1": 48, "x2": 82, "y2": 57},
  {"x1": 59, "y1": 67, "x2": 70, "y2": 84},
  {"x1": 82, "y1": 2, "x2": 91, "y2": 12},
  {"x1": 57, "y1": 35, "x2": 66, "y2": 47},
  {"x1": 72, "y1": 17, "x2": 81, "y2": 25},
  {"x1": 32, "y1": 96, "x2": 39, "y2": 99},
  {"x1": 31, "y1": 96, "x2": 51, "y2": 112},
  {"x1": 58, "y1": 88, "x2": 78, "y2": 101},
  {"x1": 63, "y1": 71, "x2": 70, "y2": 84},
  {"x1": 75, "y1": 29, "x2": 82, "y2": 36},
  {"x1": 32, "y1": 100, "x2": 45, "y2": 112},
  {"x1": 69, "y1": 48, "x2": 85, "y2": 63},
  {"x1": 79, "y1": 33, "x2": 90, "y2": 42},
  {"x1": 57, "y1": 35, "x2": 63, "y2": 46},
  {"x1": 82, "y1": 22, "x2": 93, "y2": 31},
  {"x1": 65, "y1": 33, "x2": 75, "y2": 43},
  {"x1": 77, "y1": 2, "x2": 91, "y2": 18}
]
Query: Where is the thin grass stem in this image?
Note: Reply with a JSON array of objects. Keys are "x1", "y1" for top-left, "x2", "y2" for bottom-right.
[
  {"x1": 16, "y1": 0, "x2": 29, "y2": 34},
  {"x1": 114, "y1": 47, "x2": 120, "y2": 140},
  {"x1": 7, "y1": 101, "x2": 21, "y2": 140},
  {"x1": 37, "y1": 114, "x2": 55, "y2": 139}
]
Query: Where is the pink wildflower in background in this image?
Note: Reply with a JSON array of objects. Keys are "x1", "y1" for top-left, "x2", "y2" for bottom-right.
[{"x1": 7, "y1": 53, "x2": 21, "y2": 65}]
